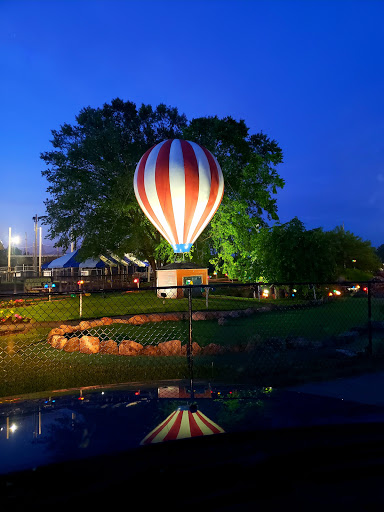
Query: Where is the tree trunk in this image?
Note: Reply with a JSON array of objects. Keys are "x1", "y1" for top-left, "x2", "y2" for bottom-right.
[{"x1": 148, "y1": 257, "x2": 157, "y2": 283}]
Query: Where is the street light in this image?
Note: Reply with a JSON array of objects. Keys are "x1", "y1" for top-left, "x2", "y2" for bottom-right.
[{"x1": 7, "y1": 228, "x2": 20, "y2": 273}]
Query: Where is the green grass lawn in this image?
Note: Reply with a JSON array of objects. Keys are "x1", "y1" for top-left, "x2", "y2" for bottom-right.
[
  {"x1": 11, "y1": 290, "x2": 308, "y2": 323},
  {"x1": 1, "y1": 295, "x2": 383, "y2": 398}
]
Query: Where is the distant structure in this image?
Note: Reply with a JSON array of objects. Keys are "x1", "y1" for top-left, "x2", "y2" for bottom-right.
[{"x1": 156, "y1": 262, "x2": 208, "y2": 299}]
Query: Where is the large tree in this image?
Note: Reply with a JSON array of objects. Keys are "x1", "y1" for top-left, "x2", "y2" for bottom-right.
[
  {"x1": 41, "y1": 99, "x2": 187, "y2": 272},
  {"x1": 249, "y1": 219, "x2": 381, "y2": 283},
  {"x1": 326, "y1": 226, "x2": 382, "y2": 280},
  {"x1": 41, "y1": 100, "x2": 285, "y2": 274},
  {"x1": 183, "y1": 117, "x2": 285, "y2": 278}
]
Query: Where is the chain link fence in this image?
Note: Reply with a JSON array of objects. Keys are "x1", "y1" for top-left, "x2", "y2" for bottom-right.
[{"x1": 0, "y1": 280, "x2": 383, "y2": 398}]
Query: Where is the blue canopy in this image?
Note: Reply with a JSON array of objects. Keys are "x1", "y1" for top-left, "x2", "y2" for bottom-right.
[
  {"x1": 44, "y1": 250, "x2": 81, "y2": 269},
  {"x1": 79, "y1": 258, "x2": 106, "y2": 268},
  {"x1": 42, "y1": 249, "x2": 147, "y2": 269}
]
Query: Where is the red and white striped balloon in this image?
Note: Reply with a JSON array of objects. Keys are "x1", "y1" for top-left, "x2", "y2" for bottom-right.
[
  {"x1": 140, "y1": 406, "x2": 225, "y2": 445},
  {"x1": 133, "y1": 139, "x2": 224, "y2": 253}
]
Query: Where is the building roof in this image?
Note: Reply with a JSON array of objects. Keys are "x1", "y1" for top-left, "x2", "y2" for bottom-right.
[{"x1": 158, "y1": 262, "x2": 206, "y2": 270}]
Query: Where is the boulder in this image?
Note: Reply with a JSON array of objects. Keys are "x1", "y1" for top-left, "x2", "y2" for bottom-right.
[
  {"x1": 157, "y1": 339, "x2": 182, "y2": 356},
  {"x1": 141, "y1": 345, "x2": 160, "y2": 356},
  {"x1": 192, "y1": 341, "x2": 202, "y2": 355},
  {"x1": 204, "y1": 311, "x2": 222, "y2": 320},
  {"x1": 231, "y1": 343, "x2": 247, "y2": 353},
  {"x1": 99, "y1": 340, "x2": 119, "y2": 355},
  {"x1": 159, "y1": 313, "x2": 184, "y2": 322},
  {"x1": 145, "y1": 314, "x2": 165, "y2": 323},
  {"x1": 244, "y1": 308, "x2": 255, "y2": 316},
  {"x1": 119, "y1": 340, "x2": 143, "y2": 356},
  {"x1": 49, "y1": 328, "x2": 65, "y2": 337},
  {"x1": 79, "y1": 321, "x2": 92, "y2": 330},
  {"x1": 218, "y1": 317, "x2": 228, "y2": 326},
  {"x1": 50, "y1": 335, "x2": 68, "y2": 349},
  {"x1": 101, "y1": 317, "x2": 113, "y2": 326},
  {"x1": 79, "y1": 336, "x2": 100, "y2": 354},
  {"x1": 128, "y1": 315, "x2": 150, "y2": 326},
  {"x1": 59, "y1": 325, "x2": 76, "y2": 334},
  {"x1": 257, "y1": 306, "x2": 273, "y2": 313},
  {"x1": 181, "y1": 342, "x2": 202, "y2": 356},
  {"x1": 192, "y1": 311, "x2": 208, "y2": 321},
  {"x1": 87, "y1": 319, "x2": 105, "y2": 328},
  {"x1": 202, "y1": 343, "x2": 225, "y2": 355},
  {"x1": 63, "y1": 337, "x2": 80, "y2": 352}
]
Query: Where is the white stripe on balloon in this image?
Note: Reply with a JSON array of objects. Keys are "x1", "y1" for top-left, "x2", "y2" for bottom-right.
[
  {"x1": 169, "y1": 139, "x2": 186, "y2": 245},
  {"x1": 185, "y1": 141, "x2": 211, "y2": 243},
  {"x1": 133, "y1": 153, "x2": 170, "y2": 244},
  {"x1": 191, "y1": 153, "x2": 224, "y2": 243},
  {"x1": 144, "y1": 140, "x2": 177, "y2": 246}
]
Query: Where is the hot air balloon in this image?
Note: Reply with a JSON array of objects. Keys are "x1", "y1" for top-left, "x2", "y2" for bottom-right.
[
  {"x1": 133, "y1": 139, "x2": 224, "y2": 253},
  {"x1": 140, "y1": 405, "x2": 225, "y2": 445}
]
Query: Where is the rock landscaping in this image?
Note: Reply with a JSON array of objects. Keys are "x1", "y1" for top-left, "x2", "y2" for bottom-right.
[{"x1": 47, "y1": 305, "x2": 372, "y2": 358}]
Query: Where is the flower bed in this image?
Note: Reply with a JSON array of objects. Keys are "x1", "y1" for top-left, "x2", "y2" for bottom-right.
[{"x1": 0, "y1": 311, "x2": 32, "y2": 335}]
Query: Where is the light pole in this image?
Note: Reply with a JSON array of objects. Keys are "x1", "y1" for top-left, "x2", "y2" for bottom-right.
[
  {"x1": 39, "y1": 227, "x2": 42, "y2": 276},
  {"x1": 8, "y1": 228, "x2": 20, "y2": 277},
  {"x1": 33, "y1": 214, "x2": 44, "y2": 276},
  {"x1": 7, "y1": 227, "x2": 11, "y2": 274}
]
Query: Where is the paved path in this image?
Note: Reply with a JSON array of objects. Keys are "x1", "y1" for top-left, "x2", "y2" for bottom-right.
[{"x1": 289, "y1": 371, "x2": 384, "y2": 406}]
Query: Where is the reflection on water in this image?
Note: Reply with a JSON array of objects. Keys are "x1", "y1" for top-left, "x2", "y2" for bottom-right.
[{"x1": 2, "y1": 381, "x2": 384, "y2": 476}]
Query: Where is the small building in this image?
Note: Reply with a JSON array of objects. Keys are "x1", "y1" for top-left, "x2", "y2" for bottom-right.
[{"x1": 156, "y1": 262, "x2": 208, "y2": 299}]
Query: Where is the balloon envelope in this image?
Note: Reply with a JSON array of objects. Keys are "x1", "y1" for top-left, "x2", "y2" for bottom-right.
[
  {"x1": 140, "y1": 406, "x2": 225, "y2": 445},
  {"x1": 133, "y1": 139, "x2": 224, "y2": 253}
]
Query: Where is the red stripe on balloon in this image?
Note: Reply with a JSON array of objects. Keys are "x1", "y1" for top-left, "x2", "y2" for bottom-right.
[
  {"x1": 195, "y1": 411, "x2": 222, "y2": 434},
  {"x1": 189, "y1": 145, "x2": 220, "y2": 242},
  {"x1": 162, "y1": 410, "x2": 183, "y2": 442},
  {"x1": 180, "y1": 140, "x2": 199, "y2": 245},
  {"x1": 188, "y1": 411, "x2": 204, "y2": 437},
  {"x1": 142, "y1": 410, "x2": 177, "y2": 445},
  {"x1": 155, "y1": 140, "x2": 178, "y2": 244},
  {"x1": 135, "y1": 146, "x2": 168, "y2": 242}
]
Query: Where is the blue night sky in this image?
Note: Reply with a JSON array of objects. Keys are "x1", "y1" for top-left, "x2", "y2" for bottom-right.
[{"x1": 1, "y1": 0, "x2": 383, "y2": 253}]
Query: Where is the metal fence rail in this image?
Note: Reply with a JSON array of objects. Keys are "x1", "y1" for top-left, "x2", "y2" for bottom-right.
[{"x1": 0, "y1": 281, "x2": 383, "y2": 398}]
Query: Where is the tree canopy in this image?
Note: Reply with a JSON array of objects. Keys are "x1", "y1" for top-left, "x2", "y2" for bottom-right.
[
  {"x1": 376, "y1": 244, "x2": 384, "y2": 263},
  {"x1": 250, "y1": 219, "x2": 381, "y2": 283},
  {"x1": 41, "y1": 98, "x2": 285, "y2": 272}
]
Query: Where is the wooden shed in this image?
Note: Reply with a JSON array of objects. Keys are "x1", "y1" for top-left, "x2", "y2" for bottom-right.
[{"x1": 156, "y1": 262, "x2": 208, "y2": 299}]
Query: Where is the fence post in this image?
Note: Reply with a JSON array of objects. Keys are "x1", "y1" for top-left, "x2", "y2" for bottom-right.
[
  {"x1": 79, "y1": 291, "x2": 83, "y2": 319},
  {"x1": 187, "y1": 287, "x2": 194, "y2": 400},
  {"x1": 367, "y1": 281, "x2": 373, "y2": 356}
]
